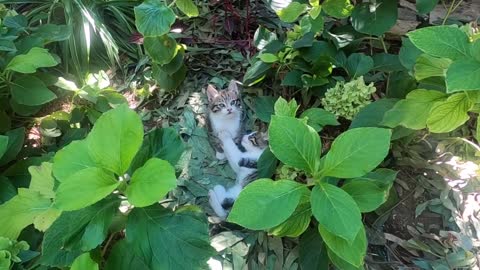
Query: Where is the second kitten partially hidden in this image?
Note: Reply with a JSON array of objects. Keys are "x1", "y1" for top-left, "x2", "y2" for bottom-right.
[
  {"x1": 206, "y1": 80, "x2": 244, "y2": 160},
  {"x1": 208, "y1": 131, "x2": 268, "y2": 219}
]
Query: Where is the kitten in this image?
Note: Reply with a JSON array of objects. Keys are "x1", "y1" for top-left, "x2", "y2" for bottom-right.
[
  {"x1": 208, "y1": 131, "x2": 269, "y2": 219},
  {"x1": 206, "y1": 80, "x2": 244, "y2": 160}
]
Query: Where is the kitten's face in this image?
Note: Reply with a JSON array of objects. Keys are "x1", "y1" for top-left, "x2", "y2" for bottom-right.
[
  {"x1": 207, "y1": 80, "x2": 242, "y2": 118},
  {"x1": 241, "y1": 131, "x2": 268, "y2": 152}
]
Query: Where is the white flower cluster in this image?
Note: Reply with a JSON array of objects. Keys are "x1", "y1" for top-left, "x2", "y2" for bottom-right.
[{"x1": 321, "y1": 76, "x2": 376, "y2": 120}]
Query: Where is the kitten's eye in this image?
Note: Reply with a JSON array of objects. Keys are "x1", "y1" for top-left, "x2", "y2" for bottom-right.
[
  {"x1": 230, "y1": 100, "x2": 236, "y2": 106},
  {"x1": 235, "y1": 99, "x2": 241, "y2": 106},
  {"x1": 219, "y1": 104, "x2": 225, "y2": 108},
  {"x1": 249, "y1": 137, "x2": 257, "y2": 146}
]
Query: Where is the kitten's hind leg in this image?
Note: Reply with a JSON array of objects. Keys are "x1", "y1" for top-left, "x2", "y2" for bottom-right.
[
  {"x1": 215, "y1": 151, "x2": 226, "y2": 160},
  {"x1": 209, "y1": 185, "x2": 228, "y2": 219}
]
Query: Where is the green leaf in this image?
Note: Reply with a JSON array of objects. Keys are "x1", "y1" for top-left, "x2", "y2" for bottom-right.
[
  {"x1": 3, "y1": 15, "x2": 27, "y2": 30},
  {"x1": 328, "y1": 249, "x2": 364, "y2": 270},
  {"x1": 357, "y1": 168, "x2": 398, "y2": 188},
  {"x1": 408, "y1": 26, "x2": 470, "y2": 60},
  {"x1": 320, "y1": 225, "x2": 366, "y2": 267},
  {"x1": 104, "y1": 240, "x2": 149, "y2": 270},
  {"x1": 228, "y1": 179, "x2": 306, "y2": 230},
  {"x1": 0, "y1": 177, "x2": 15, "y2": 204},
  {"x1": 346, "y1": 53, "x2": 374, "y2": 78},
  {"x1": 269, "y1": 115, "x2": 321, "y2": 174},
  {"x1": 87, "y1": 105, "x2": 144, "y2": 175},
  {"x1": 322, "y1": 0, "x2": 353, "y2": 18},
  {"x1": 350, "y1": 99, "x2": 398, "y2": 129},
  {"x1": 351, "y1": 0, "x2": 397, "y2": 36},
  {"x1": 274, "y1": 97, "x2": 298, "y2": 117},
  {"x1": 381, "y1": 89, "x2": 447, "y2": 129},
  {"x1": 152, "y1": 63, "x2": 187, "y2": 91},
  {"x1": 0, "y1": 136, "x2": 8, "y2": 160},
  {"x1": 311, "y1": 183, "x2": 362, "y2": 243},
  {"x1": 281, "y1": 69, "x2": 303, "y2": 87},
  {"x1": 126, "y1": 158, "x2": 176, "y2": 207},
  {"x1": 71, "y1": 253, "x2": 99, "y2": 270},
  {"x1": 372, "y1": 53, "x2": 404, "y2": 72},
  {"x1": 160, "y1": 47, "x2": 185, "y2": 75},
  {"x1": 55, "y1": 168, "x2": 119, "y2": 211},
  {"x1": 243, "y1": 60, "x2": 271, "y2": 86},
  {"x1": 41, "y1": 198, "x2": 119, "y2": 267},
  {"x1": 426, "y1": 92, "x2": 473, "y2": 133},
  {"x1": 255, "y1": 96, "x2": 276, "y2": 122},
  {"x1": 28, "y1": 162, "x2": 55, "y2": 199},
  {"x1": 0, "y1": 189, "x2": 52, "y2": 239},
  {"x1": 129, "y1": 127, "x2": 186, "y2": 172},
  {"x1": 277, "y1": 2, "x2": 308, "y2": 23},
  {"x1": 446, "y1": 59, "x2": 480, "y2": 93},
  {"x1": 6, "y1": 48, "x2": 58, "y2": 74},
  {"x1": 53, "y1": 140, "x2": 96, "y2": 182},
  {"x1": 32, "y1": 24, "x2": 73, "y2": 43},
  {"x1": 414, "y1": 54, "x2": 452, "y2": 81},
  {"x1": 320, "y1": 127, "x2": 391, "y2": 178},
  {"x1": 0, "y1": 127, "x2": 25, "y2": 166},
  {"x1": 299, "y1": 228, "x2": 329, "y2": 270},
  {"x1": 10, "y1": 75, "x2": 57, "y2": 106},
  {"x1": 399, "y1": 37, "x2": 423, "y2": 71},
  {"x1": 126, "y1": 206, "x2": 214, "y2": 269},
  {"x1": 253, "y1": 26, "x2": 277, "y2": 50},
  {"x1": 134, "y1": 0, "x2": 176, "y2": 37},
  {"x1": 175, "y1": 0, "x2": 199, "y2": 17},
  {"x1": 300, "y1": 108, "x2": 339, "y2": 132},
  {"x1": 143, "y1": 35, "x2": 178, "y2": 65},
  {"x1": 257, "y1": 148, "x2": 278, "y2": 179},
  {"x1": 259, "y1": 53, "x2": 278, "y2": 63},
  {"x1": 342, "y1": 180, "x2": 388, "y2": 212},
  {"x1": 416, "y1": 0, "x2": 439, "y2": 14},
  {"x1": 268, "y1": 190, "x2": 311, "y2": 237}
]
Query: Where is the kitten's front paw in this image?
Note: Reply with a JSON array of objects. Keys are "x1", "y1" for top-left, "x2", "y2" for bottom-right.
[{"x1": 215, "y1": 151, "x2": 226, "y2": 160}]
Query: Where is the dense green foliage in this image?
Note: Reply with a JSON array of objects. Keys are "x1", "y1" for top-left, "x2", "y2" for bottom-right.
[{"x1": 1, "y1": 0, "x2": 479, "y2": 269}]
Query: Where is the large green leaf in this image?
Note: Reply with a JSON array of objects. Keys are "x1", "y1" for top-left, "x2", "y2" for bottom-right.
[
  {"x1": 416, "y1": 0, "x2": 439, "y2": 14},
  {"x1": 126, "y1": 158, "x2": 176, "y2": 207},
  {"x1": 0, "y1": 127, "x2": 25, "y2": 166},
  {"x1": 328, "y1": 249, "x2": 364, "y2": 270},
  {"x1": 408, "y1": 26, "x2": 470, "y2": 60},
  {"x1": 134, "y1": 0, "x2": 175, "y2": 37},
  {"x1": 10, "y1": 76, "x2": 57, "y2": 106},
  {"x1": 228, "y1": 179, "x2": 306, "y2": 230},
  {"x1": 87, "y1": 105, "x2": 143, "y2": 175},
  {"x1": 320, "y1": 224, "x2": 367, "y2": 267},
  {"x1": 243, "y1": 60, "x2": 271, "y2": 86},
  {"x1": 269, "y1": 115, "x2": 321, "y2": 174},
  {"x1": 254, "y1": 26, "x2": 277, "y2": 50},
  {"x1": 446, "y1": 59, "x2": 480, "y2": 93},
  {"x1": 129, "y1": 127, "x2": 186, "y2": 172},
  {"x1": 322, "y1": 0, "x2": 353, "y2": 18},
  {"x1": 399, "y1": 37, "x2": 423, "y2": 71},
  {"x1": 414, "y1": 54, "x2": 452, "y2": 81},
  {"x1": 32, "y1": 24, "x2": 73, "y2": 43},
  {"x1": 268, "y1": 190, "x2": 311, "y2": 237},
  {"x1": 143, "y1": 35, "x2": 178, "y2": 65},
  {"x1": 342, "y1": 180, "x2": 388, "y2": 212},
  {"x1": 381, "y1": 89, "x2": 447, "y2": 130},
  {"x1": 351, "y1": 0, "x2": 397, "y2": 36},
  {"x1": 274, "y1": 97, "x2": 298, "y2": 117},
  {"x1": 126, "y1": 206, "x2": 214, "y2": 269},
  {"x1": 320, "y1": 128, "x2": 391, "y2": 178},
  {"x1": 104, "y1": 240, "x2": 149, "y2": 270},
  {"x1": 426, "y1": 92, "x2": 473, "y2": 133},
  {"x1": 346, "y1": 53, "x2": 373, "y2": 78},
  {"x1": 41, "y1": 198, "x2": 119, "y2": 267},
  {"x1": 152, "y1": 64, "x2": 187, "y2": 91},
  {"x1": 6, "y1": 48, "x2": 58, "y2": 74},
  {"x1": 311, "y1": 183, "x2": 362, "y2": 243},
  {"x1": 372, "y1": 53, "x2": 404, "y2": 72},
  {"x1": 53, "y1": 140, "x2": 96, "y2": 182},
  {"x1": 298, "y1": 228, "x2": 329, "y2": 270},
  {"x1": 0, "y1": 136, "x2": 8, "y2": 160},
  {"x1": 350, "y1": 99, "x2": 398, "y2": 129},
  {"x1": 257, "y1": 148, "x2": 278, "y2": 179},
  {"x1": 175, "y1": 0, "x2": 199, "y2": 17},
  {"x1": 55, "y1": 168, "x2": 119, "y2": 211},
  {"x1": 255, "y1": 96, "x2": 276, "y2": 122},
  {"x1": 276, "y1": 2, "x2": 307, "y2": 23},
  {"x1": 300, "y1": 108, "x2": 339, "y2": 132},
  {"x1": 71, "y1": 253, "x2": 98, "y2": 270},
  {"x1": 0, "y1": 189, "x2": 52, "y2": 239}
]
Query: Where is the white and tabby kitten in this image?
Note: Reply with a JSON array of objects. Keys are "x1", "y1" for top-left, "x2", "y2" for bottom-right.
[
  {"x1": 209, "y1": 131, "x2": 268, "y2": 219},
  {"x1": 206, "y1": 80, "x2": 243, "y2": 160}
]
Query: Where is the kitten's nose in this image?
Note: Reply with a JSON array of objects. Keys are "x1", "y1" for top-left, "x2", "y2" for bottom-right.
[{"x1": 227, "y1": 108, "x2": 232, "y2": 113}]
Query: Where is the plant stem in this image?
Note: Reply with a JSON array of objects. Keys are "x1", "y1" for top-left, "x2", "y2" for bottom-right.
[{"x1": 442, "y1": 0, "x2": 464, "y2": 25}]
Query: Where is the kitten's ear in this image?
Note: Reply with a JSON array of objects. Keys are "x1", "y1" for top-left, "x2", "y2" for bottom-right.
[
  {"x1": 261, "y1": 132, "x2": 269, "y2": 141},
  {"x1": 206, "y1": 84, "x2": 219, "y2": 102},
  {"x1": 228, "y1": 80, "x2": 239, "y2": 95}
]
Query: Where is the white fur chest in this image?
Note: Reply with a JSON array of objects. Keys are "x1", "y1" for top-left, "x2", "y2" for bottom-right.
[{"x1": 209, "y1": 113, "x2": 241, "y2": 137}]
